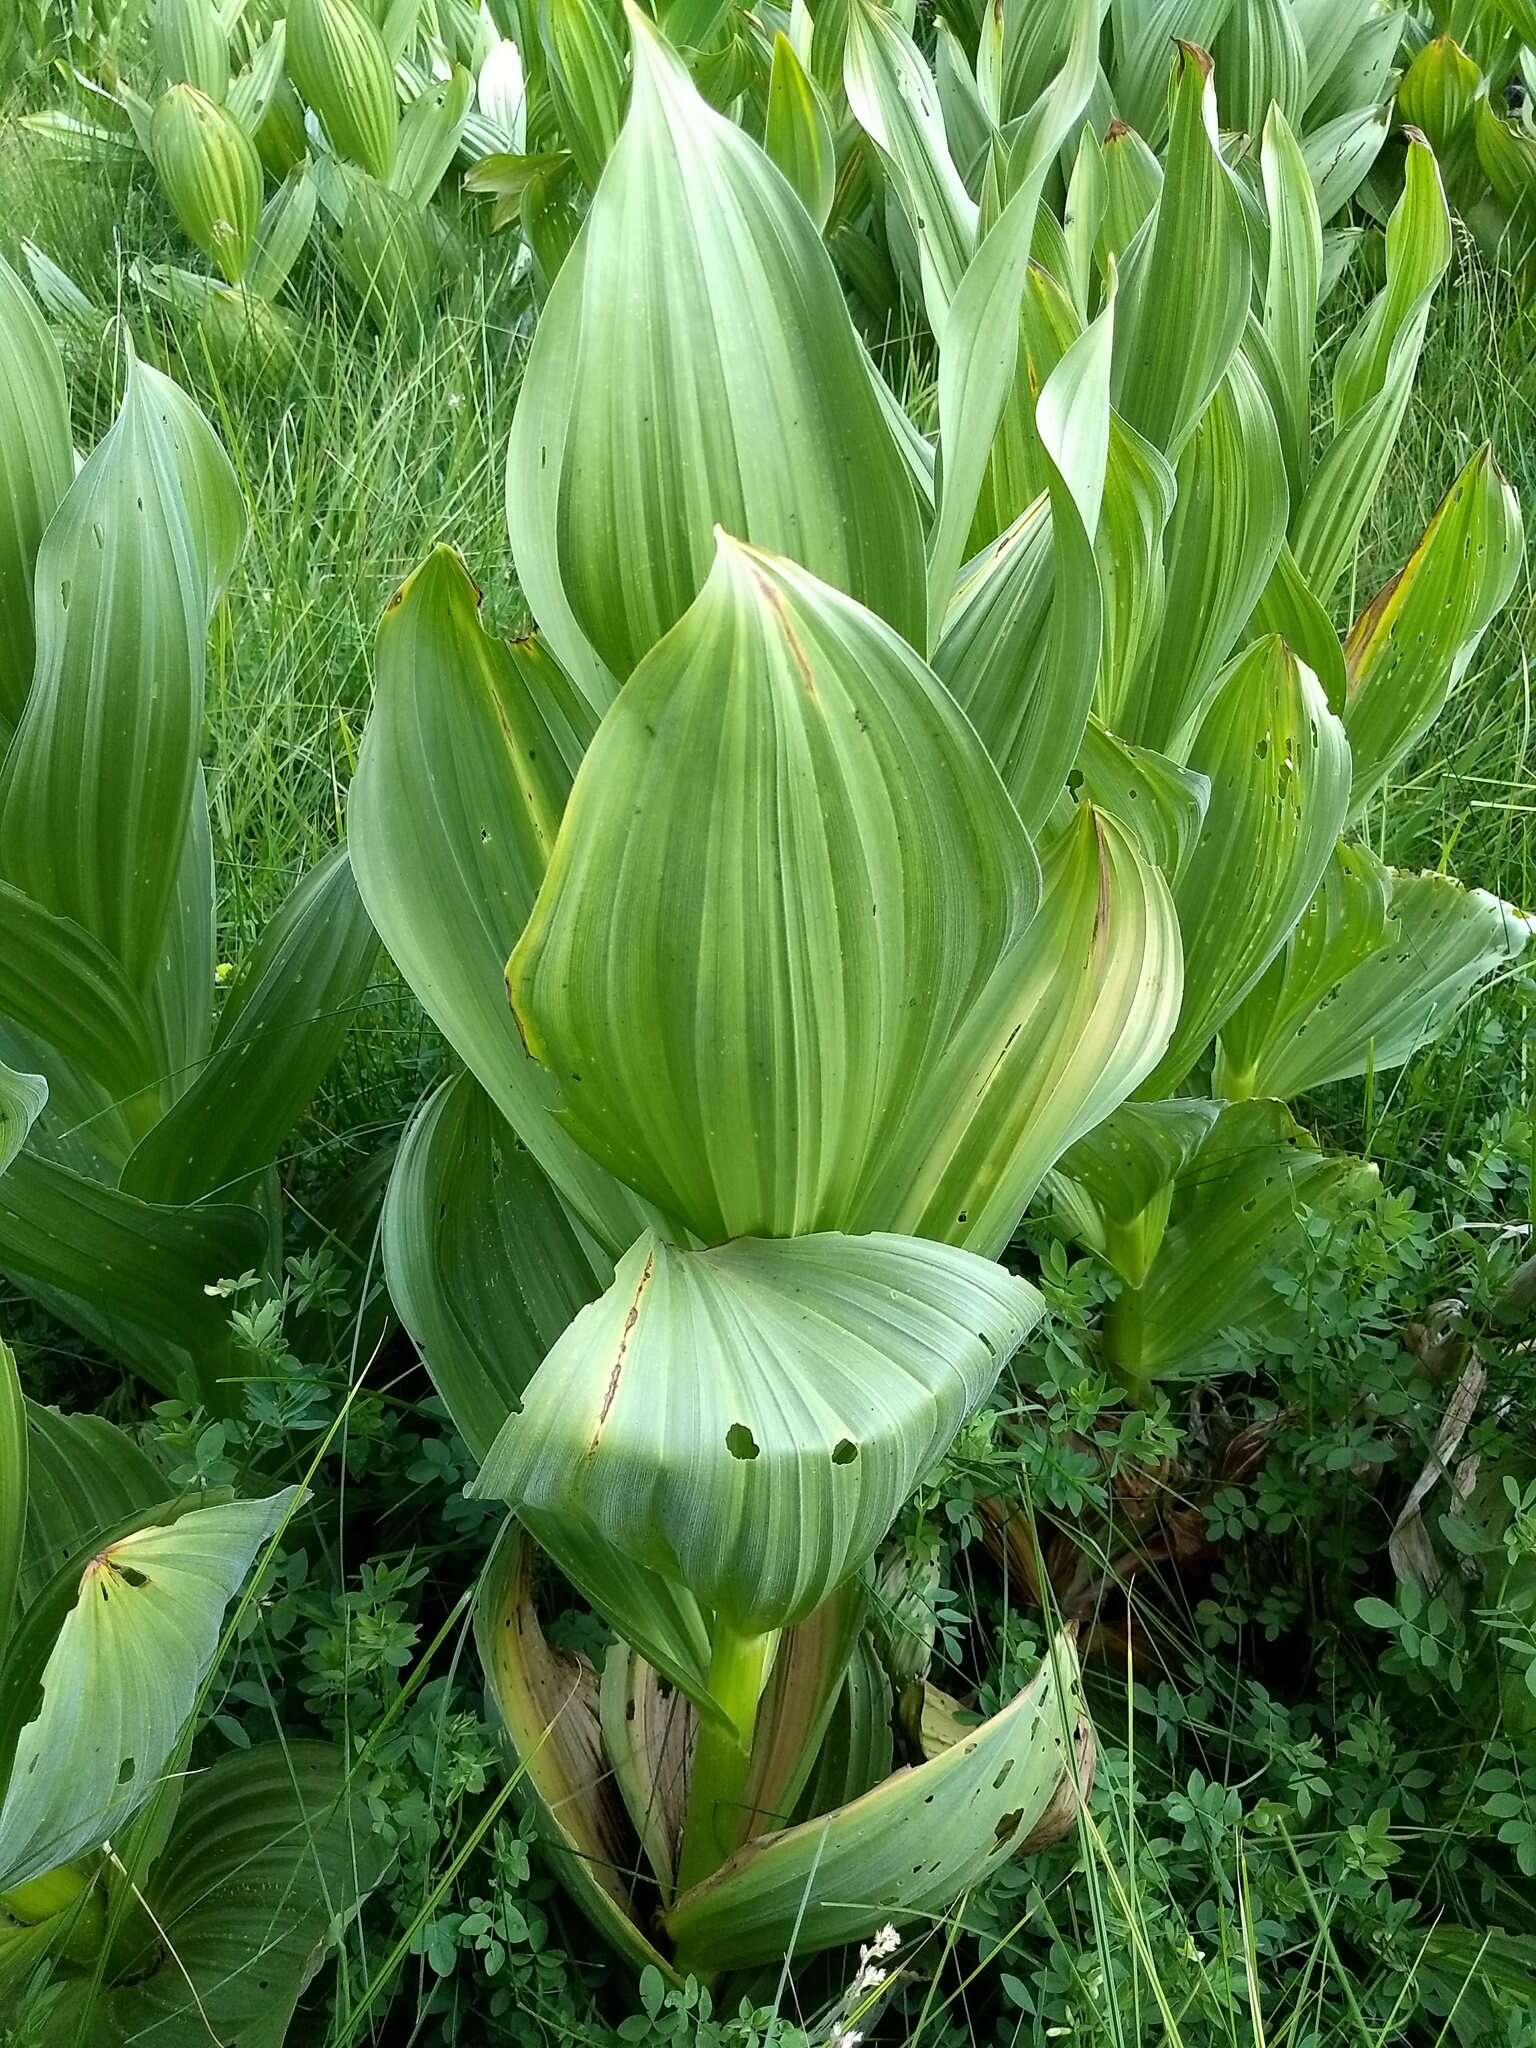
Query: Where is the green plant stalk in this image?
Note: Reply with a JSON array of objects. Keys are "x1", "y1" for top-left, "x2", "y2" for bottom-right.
[
  {"x1": 675, "y1": 1619, "x2": 772, "y2": 1898},
  {"x1": 1102, "y1": 1208, "x2": 1165, "y2": 1406}
]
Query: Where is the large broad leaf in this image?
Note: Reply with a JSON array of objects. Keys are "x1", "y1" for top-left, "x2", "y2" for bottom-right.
[
  {"x1": 1109, "y1": 0, "x2": 1234, "y2": 142},
  {"x1": 864, "y1": 800, "x2": 1183, "y2": 1257},
  {"x1": 1111, "y1": 43, "x2": 1250, "y2": 462},
  {"x1": 1045, "y1": 1096, "x2": 1222, "y2": 1286},
  {"x1": 664, "y1": 1631, "x2": 1084, "y2": 1969},
  {"x1": 506, "y1": 8, "x2": 925, "y2": 702},
  {"x1": 475, "y1": 1520, "x2": 677, "y2": 1981},
  {"x1": 0, "y1": 1150, "x2": 266, "y2": 1393},
  {"x1": 1147, "y1": 636, "x2": 1351, "y2": 1093},
  {"x1": 1212, "y1": 0, "x2": 1306, "y2": 136},
  {"x1": 1114, "y1": 1099, "x2": 1375, "y2": 1377},
  {"x1": 1217, "y1": 865, "x2": 1535, "y2": 1100},
  {"x1": 471, "y1": 1231, "x2": 1043, "y2": 1634},
  {"x1": 381, "y1": 1069, "x2": 611, "y2": 1460},
  {"x1": 0, "y1": 343, "x2": 244, "y2": 994},
  {"x1": 0, "y1": 1489, "x2": 297, "y2": 1892},
  {"x1": 121, "y1": 848, "x2": 379, "y2": 1204},
  {"x1": 1343, "y1": 444, "x2": 1523, "y2": 815},
  {"x1": 350, "y1": 543, "x2": 648, "y2": 1256},
  {"x1": 1291, "y1": 135, "x2": 1451, "y2": 603},
  {"x1": 0, "y1": 255, "x2": 73, "y2": 742},
  {"x1": 51, "y1": 1743, "x2": 380, "y2": 2048},
  {"x1": 19, "y1": 1402, "x2": 166, "y2": 1612},
  {"x1": 509, "y1": 537, "x2": 1036, "y2": 1246}
]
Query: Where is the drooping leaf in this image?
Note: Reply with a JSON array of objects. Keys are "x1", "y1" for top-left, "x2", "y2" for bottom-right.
[
  {"x1": 0, "y1": 255, "x2": 73, "y2": 741},
  {"x1": 1343, "y1": 444, "x2": 1523, "y2": 815},
  {"x1": 1114, "y1": 1098, "x2": 1376, "y2": 1375},
  {"x1": 664, "y1": 1631, "x2": 1084, "y2": 1969},
  {"x1": 0, "y1": 344, "x2": 245, "y2": 995},
  {"x1": 1147, "y1": 635, "x2": 1351, "y2": 1092},
  {"x1": 350, "y1": 543, "x2": 648, "y2": 1255},
  {"x1": 509, "y1": 536, "x2": 1036, "y2": 1245},
  {"x1": 475, "y1": 1520, "x2": 678, "y2": 1980},
  {"x1": 1217, "y1": 865, "x2": 1534, "y2": 1100},
  {"x1": 0, "y1": 1489, "x2": 297, "y2": 1892},
  {"x1": 506, "y1": 8, "x2": 926, "y2": 701},
  {"x1": 471, "y1": 1230, "x2": 1043, "y2": 1633},
  {"x1": 55, "y1": 1743, "x2": 381, "y2": 2048},
  {"x1": 382, "y1": 1069, "x2": 612, "y2": 1459}
]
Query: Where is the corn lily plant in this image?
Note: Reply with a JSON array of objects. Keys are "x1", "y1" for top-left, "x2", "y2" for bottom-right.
[
  {"x1": 0, "y1": 256, "x2": 378, "y2": 1413},
  {"x1": 344, "y1": 0, "x2": 1524, "y2": 1983},
  {"x1": 0, "y1": 1316, "x2": 373, "y2": 2039}
]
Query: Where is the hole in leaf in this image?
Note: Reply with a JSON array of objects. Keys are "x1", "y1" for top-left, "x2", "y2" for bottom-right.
[
  {"x1": 725, "y1": 1423, "x2": 759, "y2": 1461},
  {"x1": 117, "y1": 1756, "x2": 135, "y2": 1785},
  {"x1": 992, "y1": 1760, "x2": 1014, "y2": 1791},
  {"x1": 831, "y1": 1439, "x2": 858, "y2": 1466},
  {"x1": 994, "y1": 1808, "x2": 1024, "y2": 1843}
]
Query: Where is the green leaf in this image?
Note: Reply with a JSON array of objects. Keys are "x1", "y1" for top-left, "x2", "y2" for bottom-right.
[
  {"x1": 19, "y1": 1402, "x2": 166, "y2": 1612},
  {"x1": 0, "y1": 1150, "x2": 267, "y2": 1394},
  {"x1": 287, "y1": 0, "x2": 400, "y2": 178},
  {"x1": 738, "y1": 1578, "x2": 868, "y2": 1844},
  {"x1": 509, "y1": 536, "x2": 1035, "y2": 1245},
  {"x1": 1118, "y1": 346, "x2": 1289, "y2": 754},
  {"x1": 1092, "y1": 414, "x2": 1177, "y2": 734},
  {"x1": 1251, "y1": 539, "x2": 1347, "y2": 716},
  {"x1": 0, "y1": 255, "x2": 73, "y2": 743},
  {"x1": 0, "y1": 344, "x2": 245, "y2": 995},
  {"x1": 665, "y1": 1631, "x2": 1084, "y2": 1968},
  {"x1": 506, "y1": 7, "x2": 926, "y2": 701},
  {"x1": 243, "y1": 161, "x2": 320, "y2": 302},
  {"x1": 1120, "y1": 1098, "x2": 1375, "y2": 1374},
  {"x1": 381, "y1": 1070, "x2": 611, "y2": 1460},
  {"x1": 0, "y1": 1065, "x2": 45, "y2": 1181},
  {"x1": 1299, "y1": 103, "x2": 1389, "y2": 224},
  {"x1": 1398, "y1": 38, "x2": 1482, "y2": 193},
  {"x1": 1217, "y1": 864, "x2": 1534, "y2": 1100},
  {"x1": 794, "y1": 1628, "x2": 894, "y2": 1820},
  {"x1": 1110, "y1": 0, "x2": 1234, "y2": 143},
  {"x1": 61, "y1": 1743, "x2": 380, "y2": 2048},
  {"x1": 350, "y1": 543, "x2": 648, "y2": 1255},
  {"x1": 1212, "y1": 0, "x2": 1306, "y2": 135},
  {"x1": 0, "y1": 1346, "x2": 24, "y2": 1669},
  {"x1": 0, "y1": 1489, "x2": 297, "y2": 1891},
  {"x1": 1064, "y1": 718, "x2": 1210, "y2": 883},
  {"x1": 1111, "y1": 44, "x2": 1250, "y2": 462},
  {"x1": 542, "y1": 0, "x2": 627, "y2": 193},
  {"x1": 471, "y1": 1230, "x2": 1043, "y2": 1633},
  {"x1": 844, "y1": 0, "x2": 977, "y2": 331},
  {"x1": 1046, "y1": 1096, "x2": 1222, "y2": 1285},
  {"x1": 121, "y1": 848, "x2": 379, "y2": 1205},
  {"x1": 1343, "y1": 444, "x2": 1523, "y2": 815},
  {"x1": 764, "y1": 32, "x2": 835, "y2": 232},
  {"x1": 1258, "y1": 106, "x2": 1321, "y2": 496},
  {"x1": 869, "y1": 799, "x2": 1183, "y2": 1256},
  {"x1": 390, "y1": 63, "x2": 472, "y2": 206},
  {"x1": 1291, "y1": 134, "x2": 1451, "y2": 602},
  {"x1": 150, "y1": 84, "x2": 264, "y2": 285},
  {"x1": 475, "y1": 1520, "x2": 679, "y2": 1981},
  {"x1": 1148, "y1": 635, "x2": 1351, "y2": 1093}
]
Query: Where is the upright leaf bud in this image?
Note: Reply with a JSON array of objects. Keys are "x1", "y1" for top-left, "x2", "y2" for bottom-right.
[
  {"x1": 286, "y1": 0, "x2": 399, "y2": 180},
  {"x1": 153, "y1": 0, "x2": 231, "y2": 101},
  {"x1": 151, "y1": 84, "x2": 263, "y2": 285}
]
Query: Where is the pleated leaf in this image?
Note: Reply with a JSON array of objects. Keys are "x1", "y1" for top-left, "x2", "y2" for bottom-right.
[
  {"x1": 1064, "y1": 719, "x2": 1210, "y2": 882},
  {"x1": 471, "y1": 1230, "x2": 1043, "y2": 1633},
  {"x1": 1149, "y1": 636, "x2": 1351, "y2": 1092},
  {"x1": 0, "y1": 344, "x2": 245, "y2": 995},
  {"x1": 862, "y1": 800, "x2": 1183, "y2": 1257},
  {"x1": 350, "y1": 543, "x2": 649, "y2": 1256},
  {"x1": 509, "y1": 536, "x2": 1036, "y2": 1246},
  {"x1": 19, "y1": 1402, "x2": 166, "y2": 1612},
  {"x1": 1344, "y1": 444, "x2": 1523, "y2": 815},
  {"x1": 1047, "y1": 1096, "x2": 1222, "y2": 1285},
  {"x1": 1109, "y1": 0, "x2": 1234, "y2": 143},
  {"x1": 1258, "y1": 107, "x2": 1322, "y2": 497},
  {"x1": 381, "y1": 1070, "x2": 612, "y2": 1460},
  {"x1": 664, "y1": 1631, "x2": 1083, "y2": 1968},
  {"x1": 506, "y1": 7, "x2": 926, "y2": 702},
  {"x1": 764, "y1": 33, "x2": 835, "y2": 231},
  {"x1": 56, "y1": 1744, "x2": 380, "y2": 2048},
  {"x1": 0, "y1": 1489, "x2": 296, "y2": 1892},
  {"x1": 0, "y1": 1347, "x2": 23, "y2": 1669},
  {"x1": 0, "y1": 255, "x2": 73, "y2": 741},
  {"x1": 1119, "y1": 1100, "x2": 1376, "y2": 1375},
  {"x1": 1111, "y1": 44, "x2": 1250, "y2": 462},
  {"x1": 1291, "y1": 135, "x2": 1450, "y2": 602},
  {"x1": 1217, "y1": 866, "x2": 1534, "y2": 1100}
]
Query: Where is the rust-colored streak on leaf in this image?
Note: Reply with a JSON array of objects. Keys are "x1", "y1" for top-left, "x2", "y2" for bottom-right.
[
  {"x1": 1089, "y1": 807, "x2": 1112, "y2": 958},
  {"x1": 1343, "y1": 569, "x2": 1403, "y2": 693},
  {"x1": 591, "y1": 1248, "x2": 656, "y2": 1447},
  {"x1": 751, "y1": 563, "x2": 817, "y2": 697}
]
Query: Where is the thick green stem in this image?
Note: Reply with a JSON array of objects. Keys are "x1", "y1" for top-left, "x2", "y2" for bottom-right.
[
  {"x1": 1103, "y1": 1277, "x2": 1153, "y2": 1407},
  {"x1": 676, "y1": 1620, "x2": 771, "y2": 1897}
]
